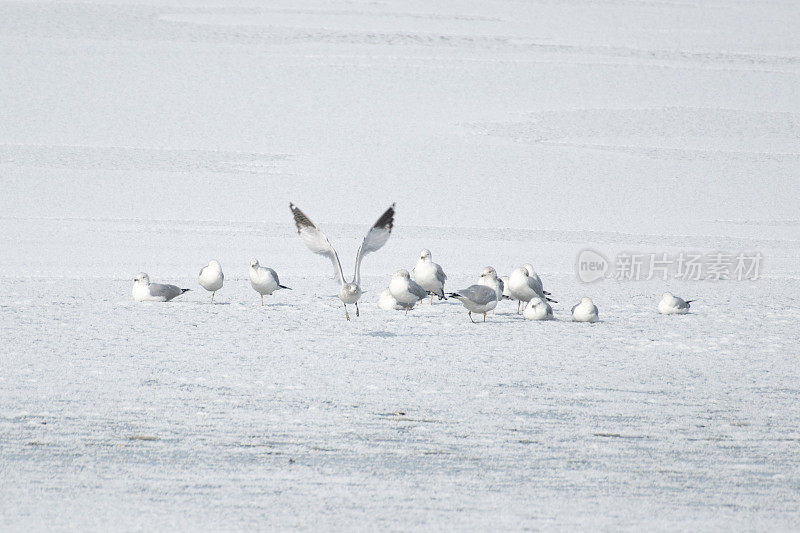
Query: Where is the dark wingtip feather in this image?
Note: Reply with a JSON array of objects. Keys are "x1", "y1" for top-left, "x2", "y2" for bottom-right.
[
  {"x1": 289, "y1": 203, "x2": 316, "y2": 234},
  {"x1": 279, "y1": 284, "x2": 292, "y2": 290},
  {"x1": 181, "y1": 288, "x2": 191, "y2": 294},
  {"x1": 373, "y1": 203, "x2": 395, "y2": 232}
]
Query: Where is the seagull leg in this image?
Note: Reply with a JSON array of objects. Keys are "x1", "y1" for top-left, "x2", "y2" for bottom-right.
[
  {"x1": 469, "y1": 311, "x2": 476, "y2": 323},
  {"x1": 211, "y1": 291, "x2": 215, "y2": 303},
  {"x1": 430, "y1": 294, "x2": 433, "y2": 305},
  {"x1": 405, "y1": 305, "x2": 409, "y2": 316},
  {"x1": 483, "y1": 312, "x2": 486, "y2": 322},
  {"x1": 260, "y1": 294, "x2": 264, "y2": 306},
  {"x1": 344, "y1": 304, "x2": 350, "y2": 321},
  {"x1": 356, "y1": 302, "x2": 360, "y2": 317}
]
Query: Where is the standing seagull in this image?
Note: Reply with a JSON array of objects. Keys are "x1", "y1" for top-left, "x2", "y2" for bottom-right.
[
  {"x1": 389, "y1": 269, "x2": 428, "y2": 314},
  {"x1": 290, "y1": 202, "x2": 395, "y2": 320},
  {"x1": 249, "y1": 259, "x2": 290, "y2": 305},
  {"x1": 412, "y1": 249, "x2": 447, "y2": 303},
  {"x1": 132, "y1": 273, "x2": 190, "y2": 302},
  {"x1": 658, "y1": 292, "x2": 694, "y2": 315},
  {"x1": 198, "y1": 260, "x2": 224, "y2": 302},
  {"x1": 571, "y1": 297, "x2": 599, "y2": 323},
  {"x1": 477, "y1": 266, "x2": 504, "y2": 302},
  {"x1": 448, "y1": 284, "x2": 498, "y2": 323}
]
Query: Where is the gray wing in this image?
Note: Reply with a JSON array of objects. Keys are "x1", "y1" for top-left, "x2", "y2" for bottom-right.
[
  {"x1": 409, "y1": 280, "x2": 428, "y2": 300},
  {"x1": 290, "y1": 203, "x2": 345, "y2": 286},
  {"x1": 150, "y1": 282, "x2": 185, "y2": 301},
  {"x1": 435, "y1": 263, "x2": 447, "y2": 284},
  {"x1": 266, "y1": 267, "x2": 279, "y2": 284},
  {"x1": 457, "y1": 284, "x2": 497, "y2": 305},
  {"x1": 675, "y1": 297, "x2": 690, "y2": 309},
  {"x1": 353, "y1": 203, "x2": 395, "y2": 285},
  {"x1": 198, "y1": 266, "x2": 206, "y2": 277},
  {"x1": 571, "y1": 303, "x2": 579, "y2": 314}
]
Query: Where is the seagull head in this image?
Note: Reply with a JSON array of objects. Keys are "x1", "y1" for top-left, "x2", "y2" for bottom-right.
[
  {"x1": 393, "y1": 269, "x2": 411, "y2": 279},
  {"x1": 523, "y1": 263, "x2": 537, "y2": 276},
  {"x1": 480, "y1": 266, "x2": 497, "y2": 279},
  {"x1": 134, "y1": 272, "x2": 150, "y2": 284},
  {"x1": 580, "y1": 296, "x2": 593, "y2": 305},
  {"x1": 529, "y1": 296, "x2": 545, "y2": 307},
  {"x1": 250, "y1": 259, "x2": 260, "y2": 268},
  {"x1": 662, "y1": 292, "x2": 673, "y2": 300},
  {"x1": 419, "y1": 249, "x2": 432, "y2": 261},
  {"x1": 208, "y1": 260, "x2": 221, "y2": 270}
]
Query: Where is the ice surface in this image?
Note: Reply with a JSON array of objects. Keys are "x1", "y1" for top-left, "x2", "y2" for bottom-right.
[{"x1": 2, "y1": 0, "x2": 800, "y2": 530}]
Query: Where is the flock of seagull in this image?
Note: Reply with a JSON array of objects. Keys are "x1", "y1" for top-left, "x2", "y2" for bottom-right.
[{"x1": 131, "y1": 203, "x2": 695, "y2": 322}]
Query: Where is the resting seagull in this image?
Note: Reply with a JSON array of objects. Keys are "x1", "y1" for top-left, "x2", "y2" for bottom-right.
[
  {"x1": 290, "y1": 202, "x2": 395, "y2": 320},
  {"x1": 448, "y1": 284, "x2": 498, "y2": 323},
  {"x1": 412, "y1": 249, "x2": 447, "y2": 303},
  {"x1": 389, "y1": 269, "x2": 428, "y2": 314},
  {"x1": 132, "y1": 273, "x2": 190, "y2": 302},
  {"x1": 198, "y1": 260, "x2": 224, "y2": 302},
  {"x1": 249, "y1": 259, "x2": 290, "y2": 305},
  {"x1": 658, "y1": 292, "x2": 694, "y2": 315},
  {"x1": 523, "y1": 296, "x2": 553, "y2": 321},
  {"x1": 571, "y1": 297, "x2": 599, "y2": 323}
]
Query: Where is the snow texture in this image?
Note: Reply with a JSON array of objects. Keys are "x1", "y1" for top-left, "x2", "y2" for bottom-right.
[{"x1": 2, "y1": 0, "x2": 800, "y2": 530}]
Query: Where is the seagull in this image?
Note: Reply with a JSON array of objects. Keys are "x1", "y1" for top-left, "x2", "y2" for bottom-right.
[
  {"x1": 658, "y1": 292, "x2": 694, "y2": 315},
  {"x1": 477, "y1": 266, "x2": 504, "y2": 302},
  {"x1": 571, "y1": 297, "x2": 599, "y2": 323},
  {"x1": 522, "y1": 264, "x2": 554, "y2": 300},
  {"x1": 378, "y1": 288, "x2": 412, "y2": 311},
  {"x1": 198, "y1": 260, "x2": 224, "y2": 302},
  {"x1": 249, "y1": 259, "x2": 291, "y2": 305},
  {"x1": 389, "y1": 269, "x2": 428, "y2": 314},
  {"x1": 290, "y1": 202, "x2": 395, "y2": 320},
  {"x1": 132, "y1": 273, "x2": 190, "y2": 302},
  {"x1": 447, "y1": 284, "x2": 498, "y2": 323},
  {"x1": 523, "y1": 296, "x2": 553, "y2": 321},
  {"x1": 508, "y1": 266, "x2": 547, "y2": 313},
  {"x1": 412, "y1": 249, "x2": 447, "y2": 303}
]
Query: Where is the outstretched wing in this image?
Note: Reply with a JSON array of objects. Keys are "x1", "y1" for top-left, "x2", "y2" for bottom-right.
[
  {"x1": 290, "y1": 203, "x2": 344, "y2": 286},
  {"x1": 354, "y1": 203, "x2": 395, "y2": 285}
]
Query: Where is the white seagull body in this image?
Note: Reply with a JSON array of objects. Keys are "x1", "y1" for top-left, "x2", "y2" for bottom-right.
[
  {"x1": 132, "y1": 273, "x2": 189, "y2": 302},
  {"x1": 378, "y1": 288, "x2": 412, "y2": 311},
  {"x1": 448, "y1": 284, "x2": 498, "y2": 323},
  {"x1": 658, "y1": 292, "x2": 693, "y2": 315},
  {"x1": 571, "y1": 297, "x2": 599, "y2": 323},
  {"x1": 523, "y1": 296, "x2": 553, "y2": 321},
  {"x1": 249, "y1": 259, "x2": 290, "y2": 305},
  {"x1": 198, "y1": 260, "x2": 224, "y2": 302},
  {"x1": 477, "y1": 266, "x2": 504, "y2": 302},
  {"x1": 290, "y1": 202, "x2": 395, "y2": 320},
  {"x1": 508, "y1": 266, "x2": 547, "y2": 313},
  {"x1": 412, "y1": 249, "x2": 447, "y2": 302},
  {"x1": 500, "y1": 275, "x2": 512, "y2": 300},
  {"x1": 389, "y1": 269, "x2": 428, "y2": 314}
]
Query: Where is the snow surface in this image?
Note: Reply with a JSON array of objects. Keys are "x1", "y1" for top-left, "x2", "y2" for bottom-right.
[{"x1": 2, "y1": 0, "x2": 800, "y2": 530}]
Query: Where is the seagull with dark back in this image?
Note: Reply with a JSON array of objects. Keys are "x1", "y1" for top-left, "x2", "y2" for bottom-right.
[{"x1": 290, "y1": 202, "x2": 395, "y2": 320}]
